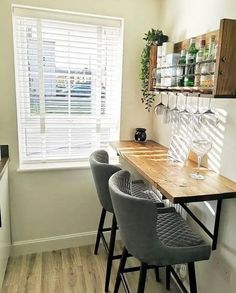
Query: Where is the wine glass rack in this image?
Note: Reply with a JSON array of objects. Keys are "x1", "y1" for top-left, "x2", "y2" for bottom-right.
[{"x1": 148, "y1": 18, "x2": 236, "y2": 98}]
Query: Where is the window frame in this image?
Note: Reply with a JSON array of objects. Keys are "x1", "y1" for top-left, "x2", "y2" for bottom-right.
[{"x1": 12, "y1": 5, "x2": 124, "y2": 169}]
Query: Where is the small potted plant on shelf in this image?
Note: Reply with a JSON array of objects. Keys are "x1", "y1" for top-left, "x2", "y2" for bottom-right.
[{"x1": 140, "y1": 29, "x2": 168, "y2": 111}]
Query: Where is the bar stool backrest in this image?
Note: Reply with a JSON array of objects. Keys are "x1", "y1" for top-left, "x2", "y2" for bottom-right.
[
  {"x1": 109, "y1": 170, "x2": 164, "y2": 263},
  {"x1": 90, "y1": 150, "x2": 121, "y2": 213}
]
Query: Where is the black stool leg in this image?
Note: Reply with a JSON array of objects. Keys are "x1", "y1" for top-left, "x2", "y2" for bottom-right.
[
  {"x1": 166, "y1": 265, "x2": 171, "y2": 290},
  {"x1": 114, "y1": 247, "x2": 128, "y2": 293},
  {"x1": 137, "y1": 263, "x2": 148, "y2": 293},
  {"x1": 188, "y1": 262, "x2": 197, "y2": 293},
  {"x1": 94, "y1": 208, "x2": 106, "y2": 255},
  {"x1": 155, "y1": 267, "x2": 160, "y2": 282},
  {"x1": 105, "y1": 215, "x2": 117, "y2": 292}
]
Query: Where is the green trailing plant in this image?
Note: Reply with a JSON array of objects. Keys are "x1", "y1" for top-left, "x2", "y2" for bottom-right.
[{"x1": 140, "y1": 29, "x2": 168, "y2": 111}]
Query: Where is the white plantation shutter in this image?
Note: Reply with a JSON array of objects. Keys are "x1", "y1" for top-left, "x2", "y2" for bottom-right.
[{"x1": 13, "y1": 6, "x2": 123, "y2": 165}]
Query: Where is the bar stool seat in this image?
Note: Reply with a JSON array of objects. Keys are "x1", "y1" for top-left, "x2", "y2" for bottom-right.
[
  {"x1": 132, "y1": 180, "x2": 164, "y2": 206},
  {"x1": 157, "y1": 209, "x2": 205, "y2": 248},
  {"x1": 140, "y1": 208, "x2": 210, "y2": 266}
]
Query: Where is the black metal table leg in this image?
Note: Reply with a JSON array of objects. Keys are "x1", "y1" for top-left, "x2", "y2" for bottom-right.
[{"x1": 212, "y1": 199, "x2": 222, "y2": 250}]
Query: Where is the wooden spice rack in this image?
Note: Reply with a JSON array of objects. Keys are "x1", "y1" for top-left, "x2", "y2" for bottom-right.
[{"x1": 148, "y1": 18, "x2": 236, "y2": 98}]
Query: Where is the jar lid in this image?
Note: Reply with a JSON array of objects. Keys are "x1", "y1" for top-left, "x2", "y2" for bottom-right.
[{"x1": 136, "y1": 128, "x2": 146, "y2": 131}]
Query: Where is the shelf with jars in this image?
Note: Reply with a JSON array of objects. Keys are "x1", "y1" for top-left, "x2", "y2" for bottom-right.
[{"x1": 148, "y1": 18, "x2": 236, "y2": 98}]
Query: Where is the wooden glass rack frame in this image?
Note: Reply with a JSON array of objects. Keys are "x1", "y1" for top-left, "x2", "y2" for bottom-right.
[
  {"x1": 148, "y1": 18, "x2": 236, "y2": 98},
  {"x1": 153, "y1": 86, "x2": 213, "y2": 97}
]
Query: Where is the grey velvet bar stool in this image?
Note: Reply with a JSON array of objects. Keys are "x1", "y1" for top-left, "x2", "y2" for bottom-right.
[
  {"x1": 109, "y1": 170, "x2": 211, "y2": 293},
  {"x1": 89, "y1": 150, "x2": 164, "y2": 292}
]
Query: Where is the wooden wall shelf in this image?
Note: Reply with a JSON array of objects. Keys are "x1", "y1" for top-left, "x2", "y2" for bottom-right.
[
  {"x1": 153, "y1": 86, "x2": 213, "y2": 97},
  {"x1": 149, "y1": 18, "x2": 236, "y2": 98}
]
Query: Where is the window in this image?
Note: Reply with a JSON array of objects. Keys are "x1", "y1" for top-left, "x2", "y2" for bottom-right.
[{"x1": 13, "y1": 6, "x2": 123, "y2": 167}]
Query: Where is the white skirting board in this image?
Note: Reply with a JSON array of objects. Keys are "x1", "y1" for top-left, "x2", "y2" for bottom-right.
[
  {"x1": 11, "y1": 231, "x2": 98, "y2": 256},
  {"x1": 11, "y1": 230, "x2": 120, "y2": 256}
]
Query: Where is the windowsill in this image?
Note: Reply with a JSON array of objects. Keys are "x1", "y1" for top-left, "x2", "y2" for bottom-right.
[{"x1": 17, "y1": 159, "x2": 120, "y2": 172}]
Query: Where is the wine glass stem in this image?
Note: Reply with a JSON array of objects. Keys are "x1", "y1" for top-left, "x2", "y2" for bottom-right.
[
  {"x1": 197, "y1": 155, "x2": 202, "y2": 175},
  {"x1": 208, "y1": 98, "x2": 211, "y2": 110},
  {"x1": 197, "y1": 96, "x2": 200, "y2": 112}
]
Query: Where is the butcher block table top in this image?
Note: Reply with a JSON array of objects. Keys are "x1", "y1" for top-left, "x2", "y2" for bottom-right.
[{"x1": 111, "y1": 140, "x2": 236, "y2": 203}]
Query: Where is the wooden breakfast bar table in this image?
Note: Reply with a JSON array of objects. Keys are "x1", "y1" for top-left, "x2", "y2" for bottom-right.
[{"x1": 111, "y1": 140, "x2": 236, "y2": 250}]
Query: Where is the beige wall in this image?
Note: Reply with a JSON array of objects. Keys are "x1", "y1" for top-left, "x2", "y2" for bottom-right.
[
  {"x1": 0, "y1": 0, "x2": 160, "y2": 251},
  {"x1": 151, "y1": 0, "x2": 236, "y2": 292}
]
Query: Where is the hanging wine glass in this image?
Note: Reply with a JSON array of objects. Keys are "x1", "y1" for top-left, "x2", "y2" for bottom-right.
[
  {"x1": 154, "y1": 93, "x2": 166, "y2": 115},
  {"x1": 191, "y1": 94, "x2": 203, "y2": 130},
  {"x1": 178, "y1": 93, "x2": 193, "y2": 138},
  {"x1": 179, "y1": 93, "x2": 190, "y2": 117},
  {"x1": 163, "y1": 92, "x2": 171, "y2": 124},
  {"x1": 201, "y1": 98, "x2": 220, "y2": 126},
  {"x1": 170, "y1": 93, "x2": 180, "y2": 123},
  {"x1": 194, "y1": 94, "x2": 201, "y2": 115}
]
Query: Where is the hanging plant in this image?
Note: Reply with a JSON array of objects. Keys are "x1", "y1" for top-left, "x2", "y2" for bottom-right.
[{"x1": 140, "y1": 29, "x2": 168, "y2": 111}]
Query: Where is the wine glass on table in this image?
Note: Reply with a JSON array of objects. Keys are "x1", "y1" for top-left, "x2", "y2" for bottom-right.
[{"x1": 190, "y1": 139, "x2": 212, "y2": 180}]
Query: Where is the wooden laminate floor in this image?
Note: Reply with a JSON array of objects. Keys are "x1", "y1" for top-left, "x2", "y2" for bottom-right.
[{"x1": 2, "y1": 242, "x2": 180, "y2": 293}]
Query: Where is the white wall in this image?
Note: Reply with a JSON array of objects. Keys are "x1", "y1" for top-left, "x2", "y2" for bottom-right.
[
  {"x1": 0, "y1": 167, "x2": 11, "y2": 288},
  {"x1": 151, "y1": 0, "x2": 236, "y2": 292},
  {"x1": 0, "y1": 0, "x2": 160, "y2": 254}
]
